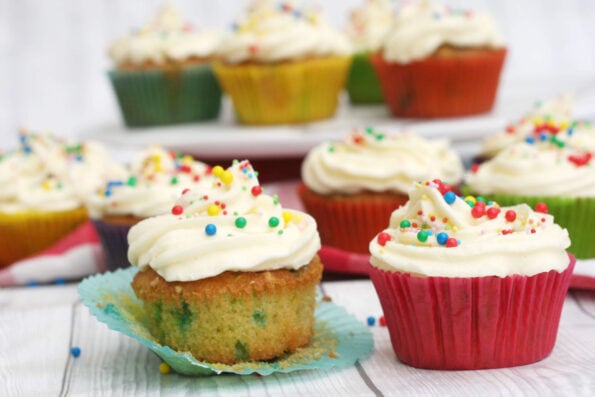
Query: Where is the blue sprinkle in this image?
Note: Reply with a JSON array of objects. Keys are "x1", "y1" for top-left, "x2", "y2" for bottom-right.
[
  {"x1": 437, "y1": 232, "x2": 449, "y2": 245},
  {"x1": 525, "y1": 136, "x2": 535, "y2": 144},
  {"x1": 367, "y1": 316, "x2": 376, "y2": 326},
  {"x1": 205, "y1": 224, "x2": 217, "y2": 236},
  {"x1": 426, "y1": 230, "x2": 433, "y2": 236},
  {"x1": 539, "y1": 132, "x2": 548, "y2": 141},
  {"x1": 75, "y1": 155, "x2": 83, "y2": 162},
  {"x1": 26, "y1": 280, "x2": 39, "y2": 287},
  {"x1": 19, "y1": 135, "x2": 27, "y2": 143},
  {"x1": 71, "y1": 346, "x2": 81, "y2": 358},
  {"x1": 443, "y1": 191, "x2": 456, "y2": 204},
  {"x1": 107, "y1": 180, "x2": 124, "y2": 188},
  {"x1": 104, "y1": 189, "x2": 112, "y2": 197},
  {"x1": 23, "y1": 146, "x2": 32, "y2": 154},
  {"x1": 54, "y1": 278, "x2": 66, "y2": 285},
  {"x1": 567, "y1": 127, "x2": 574, "y2": 136}
]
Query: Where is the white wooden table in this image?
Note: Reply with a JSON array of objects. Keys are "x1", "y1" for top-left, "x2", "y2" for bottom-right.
[{"x1": 1, "y1": 278, "x2": 594, "y2": 396}]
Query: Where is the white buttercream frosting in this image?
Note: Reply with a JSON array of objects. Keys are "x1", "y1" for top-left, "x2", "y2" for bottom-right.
[
  {"x1": 301, "y1": 128, "x2": 463, "y2": 195},
  {"x1": 86, "y1": 145, "x2": 212, "y2": 219},
  {"x1": 480, "y1": 96, "x2": 595, "y2": 157},
  {"x1": 382, "y1": 1, "x2": 504, "y2": 63},
  {"x1": 347, "y1": 0, "x2": 395, "y2": 53},
  {"x1": 369, "y1": 181, "x2": 571, "y2": 277},
  {"x1": 109, "y1": 5, "x2": 220, "y2": 66},
  {"x1": 466, "y1": 141, "x2": 595, "y2": 198},
  {"x1": 0, "y1": 131, "x2": 126, "y2": 214},
  {"x1": 217, "y1": 1, "x2": 352, "y2": 64},
  {"x1": 127, "y1": 160, "x2": 321, "y2": 282}
]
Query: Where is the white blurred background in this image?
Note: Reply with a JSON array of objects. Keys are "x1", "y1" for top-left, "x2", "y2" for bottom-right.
[{"x1": 1, "y1": 0, "x2": 594, "y2": 151}]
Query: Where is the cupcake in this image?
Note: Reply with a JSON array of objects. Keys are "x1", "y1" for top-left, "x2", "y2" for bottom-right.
[
  {"x1": 345, "y1": 0, "x2": 394, "y2": 104},
  {"x1": 127, "y1": 160, "x2": 323, "y2": 364},
  {"x1": 369, "y1": 180, "x2": 573, "y2": 369},
  {"x1": 478, "y1": 96, "x2": 594, "y2": 160},
  {"x1": 299, "y1": 127, "x2": 463, "y2": 254},
  {"x1": 87, "y1": 145, "x2": 212, "y2": 271},
  {"x1": 465, "y1": 140, "x2": 595, "y2": 259},
  {"x1": 214, "y1": 1, "x2": 352, "y2": 124},
  {"x1": 371, "y1": 1, "x2": 506, "y2": 118},
  {"x1": 108, "y1": 5, "x2": 222, "y2": 126},
  {"x1": 0, "y1": 130, "x2": 126, "y2": 268}
]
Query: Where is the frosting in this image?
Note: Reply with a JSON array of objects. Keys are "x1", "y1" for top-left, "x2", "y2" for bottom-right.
[
  {"x1": 466, "y1": 140, "x2": 595, "y2": 197},
  {"x1": 0, "y1": 131, "x2": 126, "y2": 214},
  {"x1": 369, "y1": 180, "x2": 570, "y2": 277},
  {"x1": 127, "y1": 160, "x2": 321, "y2": 282},
  {"x1": 382, "y1": 1, "x2": 504, "y2": 63},
  {"x1": 87, "y1": 146, "x2": 212, "y2": 219},
  {"x1": 217, "y1": 1, "x2": 352, "y2": 64},
  {"x1": 347, "y1": 0, "x2": 394, "y2": 53},
  {"x1": 301, "y1": 128, "x2": 463, "y2": 195},
  {"x1": 109, "y1": 5, "x2": 220, "y2": 66},
  {"x1": 480, "y1": 96, "x2": 595, "y2": 157}
]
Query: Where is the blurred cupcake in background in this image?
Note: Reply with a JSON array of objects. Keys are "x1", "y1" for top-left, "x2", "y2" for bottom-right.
[
  {"x1": 372, "y1": 1, "x2": 506, "y2": 118},
  {"x1": 108, "y1": 5, "x2": 222, "y2": 127},
  {"x1": 345, "y1": 0, "x2": 394, "y2": 104},
  {"x1": 214, "y1": 0, "x2": 352, "y2": 124},
  {"x1": 299, "y1": 127, "x2": 463, "y2": 255},
  {"x1": 87, "y1": 145, "x2": 213, "y2": 270},
  {"x1": 477, "y1": 96, "x2": 595, "y2": 161},
  {"x1": 0, "y1": 130, "x2": 126, "y2": 268}
]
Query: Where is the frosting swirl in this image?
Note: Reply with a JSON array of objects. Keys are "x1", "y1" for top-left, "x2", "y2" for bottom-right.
[
  {"x1": 347, "y1": 0, "x2": 394, "y2": 53},
  {"x1": 109, "y1": 5, "x2": 220, "y2": 67},
  {"x1": 301, "y1": 128, "x2": 463, "y2": 195},
  {"x1": 217, "y1": 1, "x2": 352, "y2": 64},
  {"x1": 369, "y1": 181, "x2": 570, "y2": 277},
  {"x1": 127, "y1": 160, "x2": 321, "y2": 282},
  {"x1": 466, "y1": 141, "x2": 595, "y2": 197},
  {"x1": 86, "y1": 146, "x2": 212, "y2": 219},
  {"x1": 382, "y1": 1, "x2": 504, "y2": 63}
]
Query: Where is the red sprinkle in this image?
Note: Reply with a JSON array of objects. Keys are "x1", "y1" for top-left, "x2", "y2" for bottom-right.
[
  {"x1": 417, "y1": 210, "x2": 423, "y2": 216},
  {"x1": 181, "y1": 188, "x2": 190, "y2": 195},
  {"x1": 193, "y1": 175, "x2": 200, "y2": 182},
  {"x1": 505, "y1": 125, "x2": 515, "y2": 134},
  {"x1": 353, "y1": 135, "x2": 364, "y2": 145},
  {"x1": 568, "y1": 152, "x2": 592, "y2": 167},
  {"x1": 251, "y1": 185, "x2": 262, "y2": 196},
  {"x1": 445, "y1": 238, "x2": 458, "y2": 248},
  {"x1": 471, "y1": 206, "x2": 485, "y2": 218},
  {"x1": 531, "y1": 228, "x2": 536, "y2": 234},
  {"x1": 377, "y1": 232, "x2": 391, "y2": 246},
  {"x1": 505, "y1": 210, "x2": 517, "y2": 222},
  {"x1": 535, "y1": 202, "x2": 548, "y2": 214},
  {"x1": 502, "y1": 229, "x2": 513, "y2": 235},
  {"x1": 179, "y1": 164, "x2": 192, "y2": 173},
  {"x1": 171, "y1": 205, "x2": 183, "y2": 216},
  {"x1": 470, "y1": 163, "x2": 480, "y2": 174},
  {"x1": 379, "y1": 316, "x2": 387, "y2": 327},
  {"x1": 486, "y1": 207, "x2": 500, "y2": 219}
]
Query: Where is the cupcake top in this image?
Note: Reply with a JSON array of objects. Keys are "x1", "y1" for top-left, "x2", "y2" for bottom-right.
[
  {"x1": 217, "y1": 0, "x2": 352, "y2": 64},
  {"x1": 382, "y1": 1, "x2": 504, "y2": 63},
  {"x1": 369, "y1": 180, "x2": 570, "y2": 277},
  {"x1": 86, "y1": 145, "x2": 212, "y2": 219},
  {"x1": 346, "y1": 0, "x2": 394, "y2": 53},
  {"x1": 480, "y1": 96, "x2": 595, "y2": 158},
  {"x1": 301, "y1": 128, "x2": 464, "y2": 195},
  {"x1": 127, "y1": 160, "x2": 321, "y2": 282},
  {"x1": 466, "y1": 140, "x2": 595, "y2": 198},
  {"x1": 0, "y1": 130, "x2": 126, "y2": 214},
  {"x1": 108, "y1": 5, "x2": 220, "y2": 67}
]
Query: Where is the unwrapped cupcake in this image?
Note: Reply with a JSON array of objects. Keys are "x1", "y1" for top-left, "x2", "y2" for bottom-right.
[
  {"x1": 108, "y1": 5, "x2": 222, "y2": 126},
  {"x1": 127, "y1": 160, "x2": 323, "y2": 364},
  {"x1": 299, "y1": 127, "x2": 463, "y2": 255},
  {"x1": 87, "y1": 145, "x2": 212, "y2": 270},
  {"x1": 214, "y1": 0, "x2": 352, "y2": 124},
  {"x1": 465, "y1": 139, "x2": 595, "y2": 258},
  {"x1": 372, "y1": 1, "x2": 506, "y2": 118},
  {"x1": 0, "y1": 130, "x2": 126, "y2": 268},
  {"x1": 345, "y1": 0, "x2": 394, "y2": 104},
  {"x1": 369, "y1": 180, "x2": 573, "y2": 369}
]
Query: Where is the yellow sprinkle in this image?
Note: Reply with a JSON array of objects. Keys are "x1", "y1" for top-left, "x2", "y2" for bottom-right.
[
  {"x1": 154, "y1": 164, "x2": 163, "y2": 173},
  {"x1": 207, "y1": 204, "x2": 220, "y2": 216},
  {"x1": 220, "y1": 170, "x2": 234, "y2": 185},
  {"x1": 182, "y1": 155, "x2": 194, "y2": 165},
  {"x1": 42, "y1": 180, "x2": 52, "y2": 190},
  {"x1": 452, "y1": 226, "x2": 459, "y2": 232},
  {"x1": 159, "y1": 362, "x2": 171, "y2": 374},
  {"x1": 152, "y1": 154, "x2": 161, "y2": 163},
  {"x1": 282, "y1": 211, "x2": 293, "y2": 224},
  {"x1": 533, "y1": 118, "x2": 542, "y2": 125},
  {"x1": 559, "y1": 121, "x2": 569, "y2": 130},
  {"x1": 422, "y1": 194, "x2": 428, "y2": 200},
  {"x1": 212, "y1": 165, "x2": 224, "y2": 177},
  {"x1": 464, "y1": 196, "x2": 476, "y2": 204}
]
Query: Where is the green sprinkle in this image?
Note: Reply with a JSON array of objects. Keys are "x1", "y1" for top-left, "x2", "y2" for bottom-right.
[
  {"x1": 235, "y1": 217, "x2": 247, "y2": 229},
  {"x1": 400, "y1": 220, "x2": 411, "y2": 228},
  {"x1": 417, "y1": 230, "x2": 428, "y2": 242},
  {"x1": 375, "y1": 133, "x2": 385, "y2": 141},
  {"x1": 170, "y1": 176, "x2": 179, "y2": 185},
  {"x1": 476, "y1": 196, "x2": 486, "y2": 203},
  {"x1": 365, "y1": 127, "x2": 374, "y2": 134},
  {"x1": 277, "y1": 230, "x2": 284, "y2": 235},
  {"x1": 127, "y1": 176, "x2": 137, "y2": 187},
  {"x1": 328, "y1": 145, "x2": 335, "y2": 153},
  {"x1": 269, "y1": 217, "x2": 280, "y2": 228},
  {"x1": 235, "y1": 340, "x2": 250, "y2": 361},
  {"x1": 465, "y1": 199, "x2": 475, "y2": 208}
]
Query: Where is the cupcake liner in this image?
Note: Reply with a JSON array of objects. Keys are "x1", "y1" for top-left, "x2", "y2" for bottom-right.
[
  {"x1": 369, "y1": 254, "x2": 575, "y2": 370},
  {"x1": 0, "y1": 207, "x2": 88, "y2": 268},
  {"x1": 371, "y1": 49, "x2": 506, "y2": 118},
  {"x1": 298, "y1": 183, "x2": 408, "y2": 255},
  {"x1": 467, "y1": 192, "x2": 595, "y2": 259},
  {"x1": 108, "y1": 64, "x2": 222, "y2": 127},
  {"x1": 78, "y1": 267, "x2": 373, "y2": 376},
  {"x1": 346, "y1": 52, "x2": 384, "y2": 104},
  {"x1": 92, "y1": 218, "x2": 140, "y2": 271},
  {"x1": 213, "y1": 56, "x2": 351, "y2": 125}
]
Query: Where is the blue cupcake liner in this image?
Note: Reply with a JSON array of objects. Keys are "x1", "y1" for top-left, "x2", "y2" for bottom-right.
[{"x1": 78, "y1": 267, "x2": 373, "y2": 376}]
